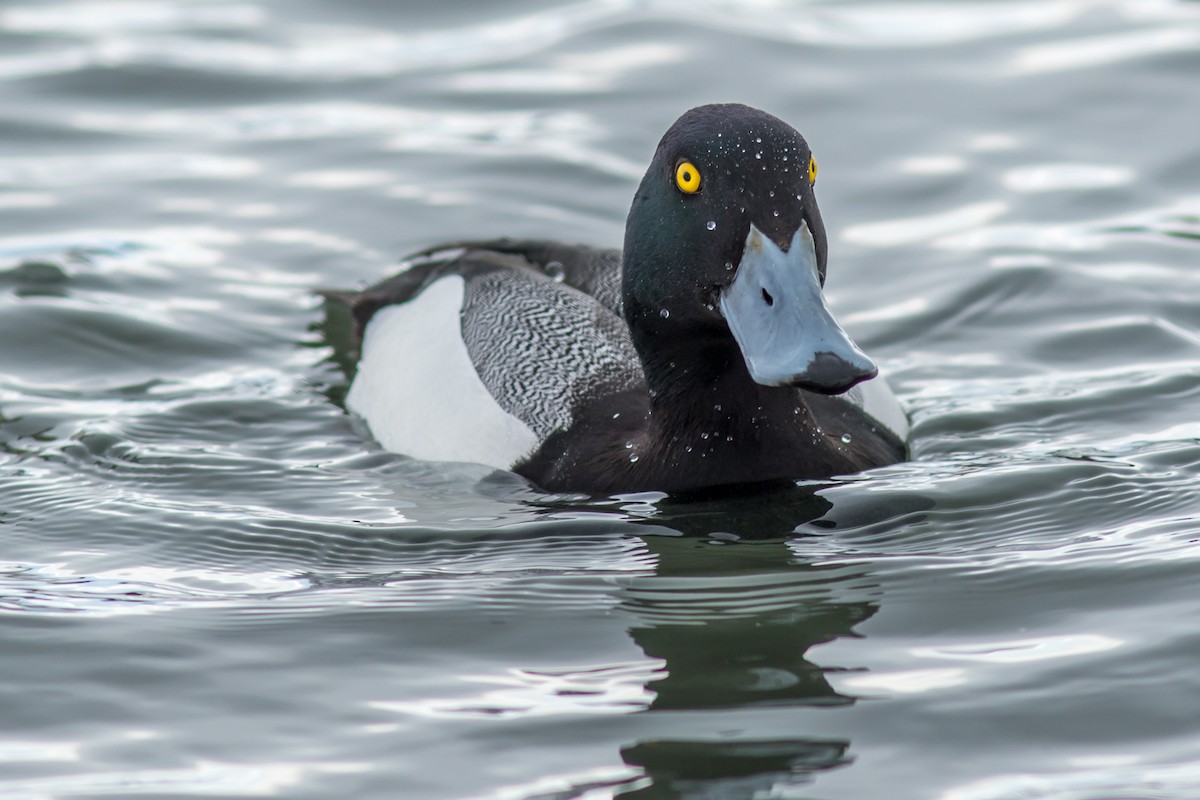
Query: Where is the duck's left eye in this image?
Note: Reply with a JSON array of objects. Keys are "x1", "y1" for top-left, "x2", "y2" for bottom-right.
[
  {"x1": 808, "y1": 155, "x2": 818, "y2": 184},
  {"x1": 675, "y1": 160, "x2": 702, "y2": 194}
]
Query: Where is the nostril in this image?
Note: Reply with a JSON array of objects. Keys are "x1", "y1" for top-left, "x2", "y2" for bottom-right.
[{"x1": 761, "y1": 288, "x2": 774, "y2": 307}]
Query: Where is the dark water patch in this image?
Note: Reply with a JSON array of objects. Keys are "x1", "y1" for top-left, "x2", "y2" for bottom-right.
[
  {"x1": 0, "y1": 302, "x2": 247, "y2": 382},
  {"x1": 619, "y1": 737, "x2": 852, "y2": 798}
]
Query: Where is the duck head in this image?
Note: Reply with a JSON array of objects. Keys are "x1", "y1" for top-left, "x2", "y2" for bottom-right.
[{"x1": 622, "y1": 104, "x2": 876, "y2": 395}]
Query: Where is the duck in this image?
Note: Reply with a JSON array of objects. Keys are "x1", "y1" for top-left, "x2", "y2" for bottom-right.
[{"x1": 328, "y1": 103, "x2": 909, "y2": 495}]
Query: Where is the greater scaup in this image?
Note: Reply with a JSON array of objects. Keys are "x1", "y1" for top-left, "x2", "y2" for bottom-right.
[{"x1": 329, "y1": 104, "x2": 909, "y2": 494}]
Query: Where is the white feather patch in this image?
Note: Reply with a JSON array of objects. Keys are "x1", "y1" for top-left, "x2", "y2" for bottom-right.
[
  {"x1": 346, "y1": 275, "x2": 539, "y2": 469},
  {"x1": 845, "y1": 374, "x2": 910, "y2": 442}
]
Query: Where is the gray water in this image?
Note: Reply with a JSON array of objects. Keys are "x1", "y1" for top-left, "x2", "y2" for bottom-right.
[{"x1": 2, "y1": 1, "x2": 1200, "y2": 798}]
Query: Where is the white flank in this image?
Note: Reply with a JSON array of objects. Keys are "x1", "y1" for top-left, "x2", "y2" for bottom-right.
[
  {"x1": 346, "y1": 275, "x2": 539, "y2": 469},
  {"x1": 847, "y1": 374, "x2": 910, "y2": 442}
]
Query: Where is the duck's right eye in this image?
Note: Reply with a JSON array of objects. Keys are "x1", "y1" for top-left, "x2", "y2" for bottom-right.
[{"x1": 675, "y1": 161, "x2": 702, "y2": 194}]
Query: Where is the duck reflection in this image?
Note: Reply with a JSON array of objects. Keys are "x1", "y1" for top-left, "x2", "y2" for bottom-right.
[
  {"x1": 605, "y1": 485, "x2": 877, "y2": 797},
  {"x1": 623, "y1": 531, "x2": 875, "y2": 711},
  {"x1": 619, "y1": 737, "x2": 850, "y2": 800}
]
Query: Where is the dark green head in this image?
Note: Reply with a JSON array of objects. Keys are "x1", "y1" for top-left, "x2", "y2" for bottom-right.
[{"x1": 622, "y1": 104, "x2": 874, "y2": 395}]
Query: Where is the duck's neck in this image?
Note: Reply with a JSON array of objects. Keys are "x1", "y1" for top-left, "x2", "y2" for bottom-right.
[
  {"x1": 628, "y1": 325, "x2": 829, "y2": 486},
  {"x1": 647, "y1": 342, "x2": 800, "y2": 433}
]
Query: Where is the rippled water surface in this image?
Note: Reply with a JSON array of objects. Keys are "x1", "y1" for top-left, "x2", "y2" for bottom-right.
[{"x1": 3, "y1": 0, "x2": 1200, "y2": 797}]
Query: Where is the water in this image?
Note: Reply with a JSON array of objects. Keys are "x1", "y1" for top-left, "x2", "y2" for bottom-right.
[{"x1": 2, "y1": 1, "x2": 1200, "y2": 797}]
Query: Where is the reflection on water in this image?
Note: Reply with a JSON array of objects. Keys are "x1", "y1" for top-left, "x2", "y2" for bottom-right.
[
  {"x1": 601, "y1": 492, "x2": 877, "y2": 796},
  {"x1": 619, "y1": 737, "x2": 850, "y2": 800},
  {"x1": 622, "y1": 535, "x2": 873, "y2": 712}
]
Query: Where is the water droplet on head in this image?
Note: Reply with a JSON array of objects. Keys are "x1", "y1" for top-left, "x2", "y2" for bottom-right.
[
  {"x1": 700, "y1": 432, "x2": 709, "y2": 440},
  {"x1": 713, "y1": 404, "x2": 722, "y2": 412},
  {"x1": 773, "y1": 210, "x2": 780, "y2": 217},
  {"x1": 625, "y1": 440, "x2": 634, "y2": 449},
  {"x1": 755, "y1": 152, "x2": 762, "y2": 160},
  {"x1": 706, "y1": 220, "x2": 716, "y2": 231},
  {"x1": 756, "y1": 137, "x2": 762, "y2": 143},
  {"x1": 545, "y1": 261, "x2": 566, "y2": 282},
  {"x1": 726, "y1": 435, "x2": 734, "y2": 442},
  {"x1": 659, "y1": 308, "x2": 670, "y2": 319},
  {"x1": 612, "y1": 412, "x2": 620, "y2": 419},
  {"x1": 629, "y1": 454, "x2": 639, "y2": 463},
  {"x1": 768, "y1": 190, "x2": 775, "y2": 197},
  {"x1": 782, "y1": 154, "x2": 789, "y2": 161},
  {"x1": 725, "y1": 261, "x2": 734, "y2": 271},
  {"x1": 685, "y1": 445, "x2": 693, "y2": 453},
  {"x1": 841, "y1": 433, "x2": 853, "y2": 444}
]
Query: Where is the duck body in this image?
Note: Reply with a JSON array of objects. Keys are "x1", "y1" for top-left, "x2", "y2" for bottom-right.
[{"x1": 334, "y1": 104, "x2": 909, "y2": 495}]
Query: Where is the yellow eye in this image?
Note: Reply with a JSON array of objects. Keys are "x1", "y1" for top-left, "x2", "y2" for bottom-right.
[
  {"x1": 808, "y1": 154, "x2": 818, "y2": 184},
  {"x1": 675, "y1": 160, "x2": 701, "y2": 194}
]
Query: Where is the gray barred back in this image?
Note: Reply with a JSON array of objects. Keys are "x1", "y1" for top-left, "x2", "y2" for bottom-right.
[{"x1": 460, "y1": 269, "x2": 644, "y2": 440}]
